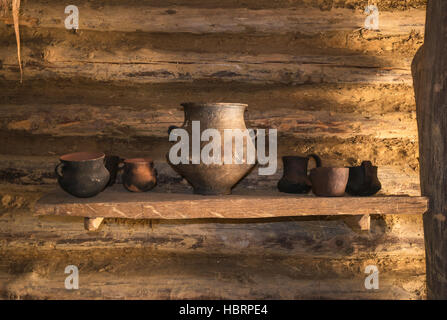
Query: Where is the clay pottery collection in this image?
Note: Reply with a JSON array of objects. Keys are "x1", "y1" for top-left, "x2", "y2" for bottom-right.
[
  {"x1": 122, "y1": 158, "x2": 157, "y2": 192},
  {"x1": 278, "y1": 154, "x2": 321, "y2": 194},
  {"x1": 346, "y1": 161, "x2": 381, "y2": 196},
  {"x1": 55, "y1": 152, "x2": 110, "y2": 198},
  {"x1": 309, "y1": 167, "x2": 349, "y2": 197},
  {"x1": 53, "y1": 104, "x2": 381, "y2": 199},
  {"x1": 167, "y1": 102, "x2": 256, "y2": 195}
]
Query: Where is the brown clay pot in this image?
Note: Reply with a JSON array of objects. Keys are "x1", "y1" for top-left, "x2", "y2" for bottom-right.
[
  {"x1": 167, "y1": 102, "x2": 256, "y2": 195},
  {"x1": 55, "y1": 152, "x2": 110, "y2": 198},
  {"x1": 122, "y1": 158, "x2": 157, "y2": 192},
  {"x1": 277, "y1": 154, "x2": 321, "y2": 194},
  {"x1": 309, "y1": 167, "x2": 349, "y2": 197},
  {"x1": 346, "y1": 161, "x2": 381, "y2": 196}
]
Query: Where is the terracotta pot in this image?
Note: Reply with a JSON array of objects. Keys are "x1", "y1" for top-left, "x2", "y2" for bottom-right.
[
  {"x1": 122, "y1": 158, "x2": 157, "y2": 192},
  {"x1": 167, "y1": 102, "x2": 256, "y2": 195},
  {"x1": 277, "y1": 154, "x2": 321, "y2": 194},
  {"x1": 309, "y1": 167, "x2": 349, "y2": 197},
  {"x1": 346, "y1": 161, "x2": 381, "y2": 196},
  {"x1": 55, "y1": 152, "x2": 110, "y2": 198}
]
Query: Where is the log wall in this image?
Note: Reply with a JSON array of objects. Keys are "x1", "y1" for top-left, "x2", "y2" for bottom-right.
[{"x1": 0, "y1": 0, "x2": 427, "y2": 299}]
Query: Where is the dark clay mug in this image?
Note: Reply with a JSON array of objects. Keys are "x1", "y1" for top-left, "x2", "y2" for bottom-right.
[
  {"x1": 277, "y1": 154, "x2": 321, "y2": 194},
  {"x1": 346, "y1": 161, "x2": 381, "y2": 196},
  {"x1": 55, "y1": 152, "x2": 110, "y2": 198},
  {"x1": 121, "y1": 158, "x2": 157, "y2": 192},
  {"x1": 309, "y1": 167, "x2": 349, "y2": 197}
]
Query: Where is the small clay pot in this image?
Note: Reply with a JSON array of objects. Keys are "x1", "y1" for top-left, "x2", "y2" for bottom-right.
[
  {"x1": 277, "y1": 154, "x2": 321, "y2": 194},
  {"x1": 104, "y1": 155, "x2": 124, "y2": 187},
  {"x1": 346, "y1": 161, "x2": 381, "y2": 196},
  {"x1": 309, "y1": 167, "x2": 349, "y2": 197},
  {"x1": 55, "y1": 152, "x2": 110, "y2": 198},
  {"x1": 122, "y1": 158, "x2": 157, "y2": 192}
]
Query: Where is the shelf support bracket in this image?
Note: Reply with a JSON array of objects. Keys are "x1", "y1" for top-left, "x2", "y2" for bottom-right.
[
  {"x1": 84, "y1": 217, "x2": 104, "y2": 231},
  {"x1": 344, "y1": 214, "x2": 370, "y2": 231}
]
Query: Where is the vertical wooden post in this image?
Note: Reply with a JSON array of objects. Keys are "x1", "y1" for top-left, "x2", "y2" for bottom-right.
[
  {"x1": 412, "y1": 0, "x2": 447, "y2": 299},
  {"x1": 84, "y1": 217, "x2": 104, "y2": 231},
  {"x1": 344, "y1": 215, "x2": 371, "y2": 231}
]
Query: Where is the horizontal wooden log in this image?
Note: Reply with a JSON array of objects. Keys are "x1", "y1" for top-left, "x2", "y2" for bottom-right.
[
  {"x1": 0, "y1": 80, "x2": 418, "y2": 115},
  {"x1": 0, "y1": 0, "x2": 427, "y2": 11},
  {"x1": 0, "y1": 45, "x2": 414, "y2": 84},
  {"x1": 8, "y1": 5, "x2": 425, "y2": 35},
  {"x1": 35, "y1": 185, "x2": 428, "y2": 219},
  {"x1": 0, "y1": 103, "x2": 417, "y2": 140},
  {"x1": 0, "y1": 272, "x2": 426, "y2": 299},
  {"x1": 0, "y1": 26, "x2": 423, "y2": 61},
  {"x1": 0, "y1": 132, "x2": 420, "y2": 180},
  {"x1": 0, "y1": 248, "x2": 426, "y2": 299}
]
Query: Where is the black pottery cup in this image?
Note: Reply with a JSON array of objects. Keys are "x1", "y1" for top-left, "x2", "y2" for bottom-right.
[
  {"x1": 346, "y1": 161, "x2": 381, "y2": 196},
  {"x1": 277, "y1": 154, "x2": 321, "y2": 194},
  {"x1": 55, "y1": 152, "x2": 110, "y2": 198},
  {"x1": 309, "y1": 167, "x2": 349, "y2": 197}
]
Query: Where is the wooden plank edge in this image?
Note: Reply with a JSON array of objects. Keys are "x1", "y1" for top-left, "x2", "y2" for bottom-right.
[{"x1": 34, "y1": 195, "x2": 429, "y2": 219}]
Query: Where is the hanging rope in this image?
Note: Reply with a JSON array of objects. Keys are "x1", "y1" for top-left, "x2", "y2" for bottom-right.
[
  {"x1": 12, "y1": 0, "x2": 22, "y2": 83},
  {"x1": 0, "y1": 0, "x2": 22, "y2": 83}
]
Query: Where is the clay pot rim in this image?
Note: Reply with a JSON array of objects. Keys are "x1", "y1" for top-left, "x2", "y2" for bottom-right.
[
  {"x1": 181, "y1": 102, "x2": 248, "y2": 109},
  {"x1": 60, "y1": 152, "x2": 105, "y2": 162},
  {"x1": 349, "y1": 161, "x2": 378, "y2": 169},
  {"x1": 124, "y1": 157, "x2": 153, "y2": 164}
]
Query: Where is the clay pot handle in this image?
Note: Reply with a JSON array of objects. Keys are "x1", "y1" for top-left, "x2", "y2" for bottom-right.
[
  {"x1": 54, "y1": 163, "x2": 64, "y2": 178},
  {"x1": 168, "y1": 125, "x2": 180, "y2": 135},
  {"x1": 308, "y1": 154, "x2": 322, "y2": 168}
]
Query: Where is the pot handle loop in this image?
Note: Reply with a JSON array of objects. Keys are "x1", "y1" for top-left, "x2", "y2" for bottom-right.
[
  {"x1": 54, "y1": 163, "x2": 64, "y2": 178},
  {"x1": 168, "y1": 125, "x2": 180, "y2": 135},
  {"x1": 308, "y1": 154, "x2": 322, "y2": 168}
]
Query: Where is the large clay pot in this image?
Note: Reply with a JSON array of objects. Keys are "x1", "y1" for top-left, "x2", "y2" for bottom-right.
[
  {"x1": 167, "y1": 102, "x2": 256, "y2": 195},
  {"x1": 55, "y1": 152, "x2": 110, "y2": 198}
]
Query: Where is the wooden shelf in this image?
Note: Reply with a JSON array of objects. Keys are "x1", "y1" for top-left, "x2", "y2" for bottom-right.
[{"x1": 35, "y1": 186, "x2": 428, "y2": 231}]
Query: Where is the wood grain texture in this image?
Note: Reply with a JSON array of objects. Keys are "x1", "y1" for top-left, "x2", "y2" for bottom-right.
[
  {"x1": 16, "y1": 5, "x2": 425, "y2": 35},
  {"x1": 0, "y1": 103, "x2": 417, "y2": 140},
  {"x1": 412, "y1": 0, "x2": 447, "y2": 299},
  {"x1": 0, "y1": 45, "x2": 414, "y2": 84},
  {"x1": 0, "y1": 249, "x2": 426, "y2": 300},
  {"x1": 35, "y1": 186, "x2": 428, "y2": 219}
]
